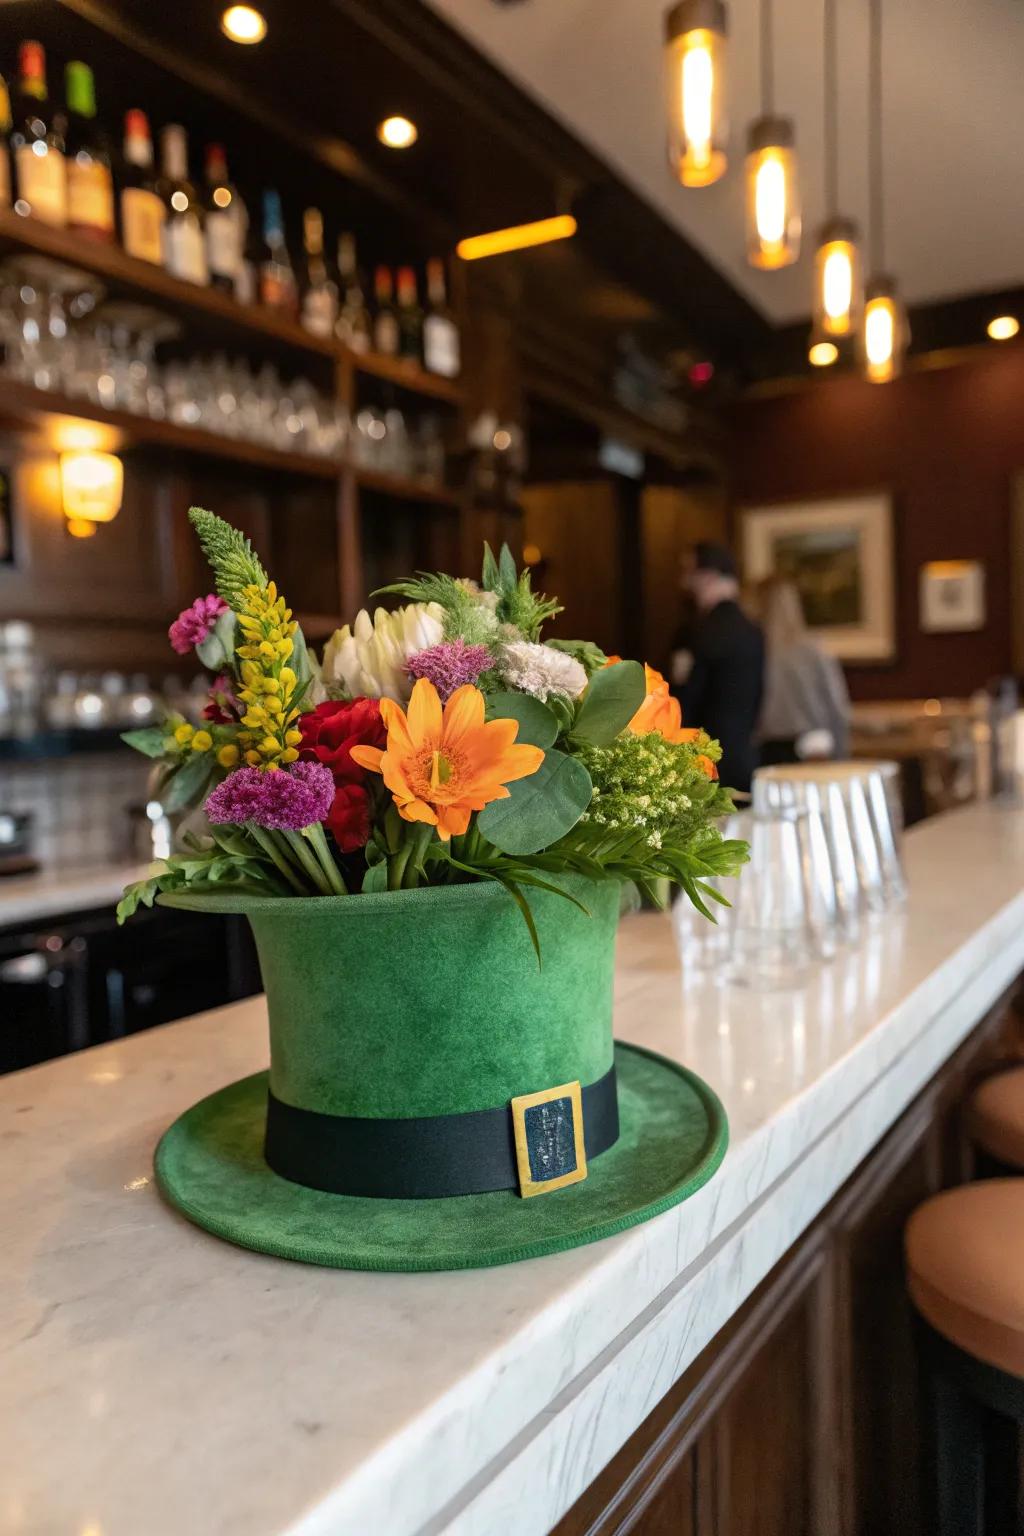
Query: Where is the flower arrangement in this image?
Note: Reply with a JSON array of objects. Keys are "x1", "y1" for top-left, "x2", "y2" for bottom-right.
[{"x1": 119, "y1": 509, "x2": 746, "y2": 950}]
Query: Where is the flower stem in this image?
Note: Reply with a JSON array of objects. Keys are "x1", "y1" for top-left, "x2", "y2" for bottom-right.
[
  {"x1": 388, "y1": 841, "x2": 412, "y2": 891},
  {"x1": 248, "y1": 825, "x2": 306, "y2": 894},
  {"x1": 282, "y1": 829, "x2": 332, "y2": 894},
  {"x1": 303, "y1": 823, "x2": 348, "y2": 895}
]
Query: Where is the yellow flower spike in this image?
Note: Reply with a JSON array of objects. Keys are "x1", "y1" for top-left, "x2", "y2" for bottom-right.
[
  {"x1": 285, "y1": 729, "x2": 303, "y2": 747},
  {"x1": 174, "y1": 723, "x2": 194, "y2": 745},
  {"x1": 258, "y1": 641, "x2": 277, "y2": 659},
  {"x1": 260, "y1": 736, "x2": 281, "y2": 755},
  {"x1": 237, "y1": 644, "x2": 260, "y2": 660},
  {"x1": 245, "y1": 750, "x2": 262, "y2": 766},
  {"x1": 266, "y1": 581, "x2": 277, "y2": 603},
  {"x1": 191, "y1": 730, "x2": 213, "y2": 752},
  {"x1": 262, "y1": 677, "x2": 281, "y2": 695},
  {"x1": 280, "y1": 748, "x2": 299, "y2": 764},
  {"x1": 277, "y1": 639, "x2": 293, "y2": 658},
  {"x1": 217, "y1": 744, "x2": 240, "y2": 768},
  {"x1": 242, "y1": 710, "x2": 265, "y2": 729},
  {"x1": 279, "y1": 667, "x2": 297, "y2": 689},
  {"x1": 266, "y1": 761, "x2": 280, "y2": 772}
]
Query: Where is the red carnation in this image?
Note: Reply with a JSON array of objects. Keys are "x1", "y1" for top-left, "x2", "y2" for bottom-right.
[{"x1": 298, "y1": 698, "x2": 387, "y2": 851}]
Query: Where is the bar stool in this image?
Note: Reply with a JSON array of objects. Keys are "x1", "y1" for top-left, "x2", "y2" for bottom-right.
[
  {"x1": 905, "y1": 1181, "x2": 1024, "y2": 1535},
  {"x1": 965, "y1": 1065, "x2": 1024, "y2": 1173}
]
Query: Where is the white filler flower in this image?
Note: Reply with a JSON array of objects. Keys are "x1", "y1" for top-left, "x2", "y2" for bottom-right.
[
  {"x1": 498, "y1": 640, "x2": 588, "y2": 702},
  {"x1": 322, "y1": 602, "x2": 444, "y2": 701}
]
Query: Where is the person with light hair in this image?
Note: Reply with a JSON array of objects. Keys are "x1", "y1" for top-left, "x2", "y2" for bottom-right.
[{"x1": 756, "y1": 576, "x2": 850, "y2": 764}]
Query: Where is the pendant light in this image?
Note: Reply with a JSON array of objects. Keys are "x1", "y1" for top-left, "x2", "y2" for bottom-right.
[
  {"x1": 861, "y1": 0, "x2": 909, "y2": 383},
  {"x1": 664, "y1": 0, "x2": 728, "y2": 187},
  {"x1": 810, "y1": 0, "x2": 863, "y2": 346},
  {"x1": 745, "y1": 0, "x2": 800, "y2": 269}
]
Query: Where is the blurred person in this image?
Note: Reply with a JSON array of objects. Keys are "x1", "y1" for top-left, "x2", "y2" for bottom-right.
[
  {"x1": 756, "y1": 576, "x2": 850, "y2": 764},
  {"x1": 679, "y1": 542, "x2": 764, "y2": 793}
]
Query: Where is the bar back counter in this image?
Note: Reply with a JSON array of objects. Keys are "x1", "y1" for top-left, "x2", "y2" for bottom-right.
[{"x1": 4, "y1": 802, "x2": 1024, "y2": 1536}]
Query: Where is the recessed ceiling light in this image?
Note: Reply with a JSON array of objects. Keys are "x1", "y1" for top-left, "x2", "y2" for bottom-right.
[
  {"x1": 377, "y1": 116, "x2": 418, "y2": 149},
  {"x1": 987, "y1": 315, "x2": 1019, "y2": 342},
  {"x1": 221, "y1": 6, "x2": 267, "y2": 44},
  {"x1": 809, "y1": 340, "x2": 839, "y2": 366}
]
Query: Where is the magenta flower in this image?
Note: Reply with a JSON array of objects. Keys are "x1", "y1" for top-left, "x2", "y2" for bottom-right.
[
  {"x1": 205, "y1": 761, "x2": 336, "y2": 831},
  {"x1": 169, "y1": 594, "x2": 230, "y2": 656},
  {"x1": 406, "y1": 638, "x2": 494, "y2": 702}
]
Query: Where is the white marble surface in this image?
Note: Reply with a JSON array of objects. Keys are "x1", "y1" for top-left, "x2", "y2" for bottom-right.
[
  {"x1": 4, "y1": 803, "x2": 1024, "y2": 1536},
  {"x1": 0, "y1": 861, "x2": 154, "y2": 928}
]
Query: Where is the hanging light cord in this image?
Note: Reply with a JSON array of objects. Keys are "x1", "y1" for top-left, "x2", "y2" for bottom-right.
[
  {"x1": 823, "y1": 0, "x2": 837, "y2": 216},
  {"x1": 761, "y1": 0, "x2": 775, "y2": 116},
  {"x1": 869, "y1": 0, "x2": 884, "y2": 271}
]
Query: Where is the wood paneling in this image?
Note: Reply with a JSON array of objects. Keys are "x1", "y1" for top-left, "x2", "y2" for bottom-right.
[
  {"x1": 728, "y1": 346, "x2": 1024, "y2": 702},
  {"x1": 555, "y1": 982, "x2": 1024, "y2": 1536}
]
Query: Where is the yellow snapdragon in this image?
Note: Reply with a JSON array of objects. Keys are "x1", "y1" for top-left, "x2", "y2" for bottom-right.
[{"x1": 234, "y1": 581, "x2": 303, "y2": 770}]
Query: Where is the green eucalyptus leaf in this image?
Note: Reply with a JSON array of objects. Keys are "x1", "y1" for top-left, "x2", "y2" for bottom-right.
[
  {"x1": 196, "y1": 609, "x2": 237, "y2": 670},
  {"x1": 160, "y1": 752, "x2": 215, "y2": 814},
  {"x1": 498, "y1": 543, "x2": 518, "y2": 594},
  {"x1": 362, "y1": 861, "x2": 389, "y2": 893},
  {"x1": 476, "y1": 749, "x2": 592, "y2": 855},
  {"x1": 484, "y1": 691, "x2": 559, "y2": 749},
  {"x1": 481, "y1": 543, "x2": 499, "y2": 592},
  {"x1": 120, "y1": 726, "x2": 169, "y2": 759},
  {"x1": 570, "y1": 659, "x2": 645, "y2": 746}
]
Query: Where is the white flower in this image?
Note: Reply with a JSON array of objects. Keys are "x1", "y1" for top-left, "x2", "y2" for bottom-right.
[
  {"x1": 321, "y1": 602, "x2": 444, "y2": 701},
  {"x1": 498, "y1": 640, "x2": 588, "y2": 702}
]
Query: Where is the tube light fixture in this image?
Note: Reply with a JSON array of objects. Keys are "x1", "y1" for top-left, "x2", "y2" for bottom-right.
[
  {"x1": 862, "y1": 275, "x2": 908, "y2": 384},
  {"x1": 664, "y1": 0, "x2": 728, "y2": 187},
  {"x1": 745, "y1": 117, "x2": 800, "y2": 269},
  {"x1": 220, "y1": 6, "x2": 267, "y2": 44},
  {"x1": 987, "y1": 315, "x2": 1019, "y2": 342},
  {"x1": 813, "y1": 216, "x2": 862, "y2": 339},
  {"x1": 456, "y1": 215, "x2": 577, "y2": 261},
  {"x1": 860, "y1": 0, "x2": 907, "y2": 383}
]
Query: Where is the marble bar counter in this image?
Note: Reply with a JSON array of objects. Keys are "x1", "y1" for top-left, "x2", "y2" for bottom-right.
[
  {"x1": 4, "y1": 803, "x2": 1024, "y2": 1536},
  {"x1": 0, "y1": 861, "x2": 156, "y2": 928}
]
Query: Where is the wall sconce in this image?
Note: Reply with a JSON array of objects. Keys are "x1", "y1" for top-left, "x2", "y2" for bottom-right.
[{"x1": 60, "y1": 451, "x2": 123, "y2": 538}]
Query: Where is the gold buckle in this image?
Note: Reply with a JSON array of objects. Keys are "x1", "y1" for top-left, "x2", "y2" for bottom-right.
[{"x1": 510, "y1": 1080, "x2": 587, "y2": 1198}]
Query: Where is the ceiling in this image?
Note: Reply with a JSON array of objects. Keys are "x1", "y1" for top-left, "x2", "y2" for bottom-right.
[{"x1": 426, "y1": 0, "x2": 1024, "y2": 325}]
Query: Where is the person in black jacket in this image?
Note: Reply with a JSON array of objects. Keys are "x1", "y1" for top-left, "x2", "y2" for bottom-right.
[{"x1": 678, "y1": 542, "x2": 765, "y2": 794}]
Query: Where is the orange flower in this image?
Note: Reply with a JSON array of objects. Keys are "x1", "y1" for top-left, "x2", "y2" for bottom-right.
[
  {"x1": 605, "y1": 657, "x2": 700, "y2": 745},
  {"x1": 350, "y1": 677, "x2": 545, "y2": 841}
]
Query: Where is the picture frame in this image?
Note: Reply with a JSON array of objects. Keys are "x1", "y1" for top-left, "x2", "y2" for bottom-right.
[
  {"x1": 741, "y1": 492, "x2": 895, "y2": 663},
  {"x1": 919, "y1": 560, "x2": 985, "y2": 634}
]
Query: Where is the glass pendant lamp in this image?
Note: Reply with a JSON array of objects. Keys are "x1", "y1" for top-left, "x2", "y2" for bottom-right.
[
  {"x1": 861, "y1": 0, "x2": 908, "y2": 382},
  {"x1": 810, "y1": 0, "x2": 863, "y2": 341},
  {"x1": 664, "y1": 0, "x2": 728, "y2": 187},
  {"x1": 745, "y1": 0, "x2": 800, "y2": 268}
]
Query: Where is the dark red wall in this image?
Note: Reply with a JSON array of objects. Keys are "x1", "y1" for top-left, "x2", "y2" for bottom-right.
[{"x1": 727, "y1": 344, "x2": 1024, "y2": 700}]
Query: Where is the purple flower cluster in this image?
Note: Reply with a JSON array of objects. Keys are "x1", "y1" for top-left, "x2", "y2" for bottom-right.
[
  {"x1": 169, "y1": 593, "x2": 229, "y2": 656},
  {"x1": 205, "y1": 761, "x2": 335, "y2": 831},
  {"x1": 406, "y1": 638, "x2": 494, "y2": 702}
]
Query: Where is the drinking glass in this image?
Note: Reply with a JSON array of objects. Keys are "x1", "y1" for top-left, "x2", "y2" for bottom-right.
[{"x1": 725, "y1": 809, "x2": 817, "y2": 989}]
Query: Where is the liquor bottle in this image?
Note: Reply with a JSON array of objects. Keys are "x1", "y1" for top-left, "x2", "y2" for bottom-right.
[
  {"x1": 203, "y1": 144, "x2": 243, "y2": 294},
  {"x1": 299, "y1": 207, "x2": 338, "y2": 337},
  {"x1": 423, "y1": 259, "x2": 461, "y2": 378},
  {"x1": 258, "y1": 189, "x2": 297, "y2": 314},
  {"x1": 0, "y1": 76, "x2": 11, "y2": 206},
  {"x1": 119, "y1": 110, "x2": 165, "y2": 265},
  {"x1": 11, "y1": 42, "x2": 66, "y2": 226},
  {"x1": 335, "y1": 232, "x2": 371, "y2": 353},
  {"x1": 395, "y1": 267, "x2": 423, "y2": 363},
  {"x1": 63, "y1": 62, "x2": 114, "y2": 243},
  {"x1": 158, "y1": 124, "x2": 207, "y2": 284},
  {"x1": 372, "y1": 266, "x2": 399, "y2": 356}
]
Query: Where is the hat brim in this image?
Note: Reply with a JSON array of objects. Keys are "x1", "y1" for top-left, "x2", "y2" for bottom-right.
[{"x1": 154, "y1": 1043, "x2": 728, "y2": 1273}]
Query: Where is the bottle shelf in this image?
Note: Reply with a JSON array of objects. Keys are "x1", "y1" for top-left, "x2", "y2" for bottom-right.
[
  {"x1": 351, "y1": 464, "x2": 460, "y2": 506},
  {"x1": 0, "y1": 208, "x2": 465, "y2": 405}
]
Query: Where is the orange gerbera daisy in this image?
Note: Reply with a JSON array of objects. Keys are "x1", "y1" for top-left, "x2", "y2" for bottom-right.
[
  {"x1": 605, "y1": 657, "x2": 702, "y2": 746},
  {"x1": 350, "y1": 677, "x2": 545, "y2": 840}
]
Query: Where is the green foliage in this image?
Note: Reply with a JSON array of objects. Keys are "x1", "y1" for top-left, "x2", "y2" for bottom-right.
[
  {"x1": 373, "y1": 570, "x2": 498, "y2": 646},
  {"x1": 484, "y1": 691, "x2": 559, "y2": 749},
  {"x1": 476, "y1": 749, "x2": 593, "y2": 854},
  {"x1": 121, "y1": 726, "x2": 168, "y2": 758},
  {"x1": 481, "y1": 542, "x2": 562, "y2": 640},
  {"x1": 188, "y1": 506, "x2": 267, "y2": 608},
  {"x1": 546, "y1": 637, "x2": 608, "y2": 677},
  {"x1": 571, "y1": 729, "x2": 734, "y2": 848},
  {"x1": 116, "y1": 832, "x2": 291, "y2": 924},
  {"x1": 159, "y1": 751, "x2": 218, "y2": 814},
  {"x1": 195, "y1": 608, "x2": 237, "y2": 670},
  {"x1": 569, "y1": 659, "x2": 645, "y2": 746}
]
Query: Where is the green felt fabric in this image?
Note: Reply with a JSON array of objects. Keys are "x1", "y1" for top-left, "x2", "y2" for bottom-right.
[
  {"x1": 160, "y1": 878, "x2": 619, "y2": 1118},
  {"x1": 154, "y1": 1042, "x2": 729, "y2": 1272}
]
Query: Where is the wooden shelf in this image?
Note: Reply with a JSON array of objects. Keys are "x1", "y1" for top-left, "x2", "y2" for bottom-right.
[
  {"x1": 350, "y1": 349, "x2": 463, "y2": 405},
  {"x1": 352, "y1": 464, "x2": 460, "y2": 506},
  {"x1": 0, "y1": 209, "x2": 465, "y2": 405}
]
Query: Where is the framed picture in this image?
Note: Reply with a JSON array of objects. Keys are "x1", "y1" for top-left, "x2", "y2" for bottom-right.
[
  {"x1": 919, "y1": 560, "x2": 985, "y2": 633},
  {"x1": 741, "y1": 492, "x2": 895, "y2": 662}
]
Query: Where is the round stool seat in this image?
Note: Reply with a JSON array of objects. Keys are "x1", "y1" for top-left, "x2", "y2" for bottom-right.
[
  {"x1": 905, "y1": 1181, "x2": 1024, "y2": 1378},
  {"x1": 965, "y1": 1065, "x2": 1024, "y2": 1170}
]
